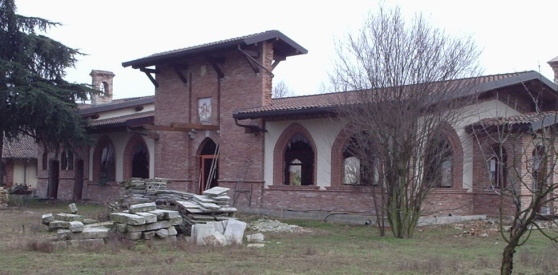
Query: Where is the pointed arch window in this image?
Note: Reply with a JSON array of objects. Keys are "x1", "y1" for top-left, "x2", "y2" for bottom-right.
[
  {"x1": 100, "y1": 143, "x2": 115, "y2": 181},
  {"x1": 94, "y1": 137, "x2": 116, "y2": 183},
  {"x1": 60, "y1": 150, "x2": 74, "y2": 170},
  {"x1": 343, "y1": 135, "x2": 378, "y2": 186},
  {"x1": 425, "y1": 135, "x2": 453, "y2": 188},
  {"x1": 488, "y1": 144, "x2": 507, "y2": 188},
  {"x1": 284, "y1": 133, "x2": 314, "y2": 185},
  {"x1": 42, "y1": 152, "x2": 48, "y2": 170}
]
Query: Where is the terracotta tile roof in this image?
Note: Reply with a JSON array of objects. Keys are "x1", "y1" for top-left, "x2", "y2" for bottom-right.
[
  {"x1": 122, "y1": 30, "x2": 307, "y2": 69},
  {"x1": 87, "y1": 110, "x2": 154, "y2": 127},
  {"x1": 235, "y1": 71, "x2": 556, "y2": 119},
  {"x1": 468, "y1": 111, "x2": 558, "y2": 129},
  {"x1": 2, "y1": 135, "x2": 37, "y2": 159},
  {"x1": 79, "y1": 96, "x2": 154, "y2": 114}
]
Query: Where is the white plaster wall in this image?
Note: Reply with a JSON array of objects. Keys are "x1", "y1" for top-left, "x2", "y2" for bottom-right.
[
  {"x1": 264, "y1": 118, "x2": 345, "y2": 189},
  {"x1": 88, "y1": 132, "x2": 155, "y2": 182},
  {"x1": 264, "y1": 99, "x2": 523, "y2": 192},
  {"x1": 13, "y1": 159, "x2": 37, "y2": 188}
]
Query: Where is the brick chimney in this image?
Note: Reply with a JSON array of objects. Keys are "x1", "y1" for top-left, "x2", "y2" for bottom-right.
[
  {"x1": 90, "y1": 70, "x2": 115, "y2": 105},
  {"x1": 548, "y1": 56, "x2": 558, "y2": 85}
]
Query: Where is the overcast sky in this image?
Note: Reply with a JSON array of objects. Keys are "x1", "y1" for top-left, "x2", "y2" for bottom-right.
[{"x1": 15, "y1": 0, "x2": 558, "y2": 99}]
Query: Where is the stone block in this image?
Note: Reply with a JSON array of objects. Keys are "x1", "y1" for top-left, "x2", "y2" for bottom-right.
[
  {"x1": 69, "y1": 221, "x2": 85, "y2": 233},
  {"x1": 57, "y1": 229, "x2": 72, "y2": 240},
  {"x1": 83, "y1": 219, "x2": 98, "y2": 225},
  {"x1": 41, "y1": 213, "x2": 54, "y2": 225},
  {"x1": 209, "y1": 221, "x2": 226, "y2": 234},
  {"x1": 115, "y1": 223, "x2": 127, "y2": 233},
  {"x1": 160, "y1": 210, "x2": 181, "y2": 219},
  {"x1": 156, "y1": 229, "x2": 169, "y2": 238},
  {"x1": 247, "y1": 243, "x2": 265, "y2": 248},
  {"x1": 203, "y1": 231, "x2": 226, "y2": 246},
  {"x1": 136, "y1": 212, "x2": 157, "y2": 224},
  {"x1": 202, "y1": 187, "x2": 229, "y2": 196},
  {"x1": 192, "y1": 223, "x2": 216, "y2": 246},
  {"x1": 85, "y1": 221, "x2": 114, "y2": 229},
  {"x1": 48, "y1": 220, "x2": 70, "y2": 231},
  {"x1": 109, "y1": 213, "x2": 146, "y2": 225},
  {"x1": 68, "y1": 203, "x2": 78, "y2": 214},
  {"x1": 126, "y1": 220, "x2": 171, "y2": 233},
  {"x1": 167, "y1": 226, "x2": 177, "y2": 236},
  {"x1": 224, "y1": 219, "x2": 246, "y2": 245},
  {"x1": 128, "y1": 202, "x2": 157, "y2": 214},
  {"x1": 169, "y1": 217, "x2": 183, "y2": 226},
  {"x1": 123, "y1": 231, "x2": 142, "y2": 240},
  {"x1": 55, "y1": 213, "x2": 84, "y2": 222},
  {"x1": 143, "y1": 231, "x2": 155, "y2": 240},
  {"x1": 72, "y1": 227, "x2": 110, "y2": 239}
]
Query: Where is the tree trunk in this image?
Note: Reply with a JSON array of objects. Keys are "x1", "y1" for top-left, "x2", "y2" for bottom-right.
[{"x1": 501, "y1": 243, "x2": 515, "y2": 275}]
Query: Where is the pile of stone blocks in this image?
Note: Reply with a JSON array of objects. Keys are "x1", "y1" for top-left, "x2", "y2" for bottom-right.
[
  {"x1": 110, "y1": 202, "x2": 182, "y2": 241},
  {"x1": 41, "y1": 203, "x2": 112, "y2": 248},
  {"x1": 116, "y1": 178, "x2": 189, "y2": 208},
  {"x1": 115, "y1": 179, "x2": 238, "y2": 236}
]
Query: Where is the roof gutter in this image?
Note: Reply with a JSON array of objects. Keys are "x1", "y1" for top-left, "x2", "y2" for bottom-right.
[
  {"x1": 233, "y1": 106, "x2": 338, "y2": 120},
  {"x1": 234, "y1": 118, "x2": 267, "y2": 135}
]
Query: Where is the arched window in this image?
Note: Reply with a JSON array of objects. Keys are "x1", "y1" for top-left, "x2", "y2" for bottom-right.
[
  {"x1": 425, "y1": 135, "x2": 453, "y2": 188},
  {"x1": 93, "y1": 137, "x2": 116, "y2": 183},
  {"x1": 488, "y1": 144, "x2": 507, "y2": 188},
  {"x1": 42, "y1": 152, "x2": 48, "y2": 170},
  {"x1": 60, "y1": 150, "x2": 74, "y2": 170},
  {"x1": 131, "y1": 144, "x2": 149, "y2": 179},
  {"x1": 342, "y1": 135, "x2": 377, "y2": 186},
  {"x1": 123, "y1": 134, "x2": 150, "y2": 180},
  {"x1": 101, "y1": 144, "x2": 115, "y2": 181},
  {"x1": 284, "y1": 133, "x2": 314, "y2": 185}
]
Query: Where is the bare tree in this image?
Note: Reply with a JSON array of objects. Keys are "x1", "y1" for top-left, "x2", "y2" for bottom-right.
[
  {"x1": 469, "y1": 104, "x2": 558, "y2": 275},
  {"x1": 272, "y1": 80, "x2": 295, "y2": 98},
  {"x1": 329, "y1": 5, "x2": 481, "y2": 238}
]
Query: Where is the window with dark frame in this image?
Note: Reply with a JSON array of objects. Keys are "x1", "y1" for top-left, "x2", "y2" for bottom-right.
[
  {"x1": 425, "y1": 136, "x2": 453, "y2": 188},
  {"x1": 489, "y1": 144, "x2": 507, "y2": 188}
]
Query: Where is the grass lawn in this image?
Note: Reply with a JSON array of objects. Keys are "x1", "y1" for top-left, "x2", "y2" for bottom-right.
[{"x1": 0, "y1": 199, "x2": 556, "y2": 275}]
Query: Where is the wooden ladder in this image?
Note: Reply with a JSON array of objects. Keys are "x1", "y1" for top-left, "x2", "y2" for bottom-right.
[{"x1": 232, "y1": 158, "x2": 252, "y2": 207}]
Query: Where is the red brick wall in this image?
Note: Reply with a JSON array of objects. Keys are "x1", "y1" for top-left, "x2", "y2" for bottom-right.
[
  {"x1": 3, "y1": 160, "x2": 14, "y2": 188},
  {"x1": 259, "y1": 186, "x2": 473, "y2": 215},
  {"x1": 152, "y1": 44, "x2": 269, "y2": 193}
]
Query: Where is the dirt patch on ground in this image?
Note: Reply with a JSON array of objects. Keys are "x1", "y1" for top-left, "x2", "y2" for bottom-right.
[{"x1": 248, "y1": 219, "x2": 312, "y2": 233}]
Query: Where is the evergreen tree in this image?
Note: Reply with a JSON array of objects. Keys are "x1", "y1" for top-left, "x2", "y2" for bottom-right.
[{"x1": 0, "y1": 0, "x2": 95, "y2": 185}]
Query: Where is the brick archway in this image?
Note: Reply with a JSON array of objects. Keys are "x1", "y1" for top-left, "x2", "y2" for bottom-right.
[
  {"x1": 429, "y1": 122, "x2": 464, "y2": 188},
  {"x1": 330, "y1": 126, "x2": 352, "y2": 187},
  {"x1": 123, "y1": 134, "x2": 150, "y2": 180},
  {"x1": 273, "y1": 123, "x2": 317, "y2": 185}
]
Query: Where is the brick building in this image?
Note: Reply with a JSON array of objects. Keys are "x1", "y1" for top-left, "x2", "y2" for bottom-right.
[
  {"x1": 2, "y1": 135, "x2": 37, "y2": 189},
  {"x1": 35, "y1": 30, "x2": 558, "y2": 217}
]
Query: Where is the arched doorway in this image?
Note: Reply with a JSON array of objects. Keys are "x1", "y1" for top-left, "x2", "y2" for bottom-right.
[
  {"x1": 284, "y1": 133, "x2": 314, "y2": 185},
  {"x1": 199, "y1": 139, "x2": 219, "y2": 194},
  {"x1": 47, "y1": 159, "x2": 59, "y2": 199},
  {"x1": 131, "y1": 143, "x2": 149, "y2": 179}
]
